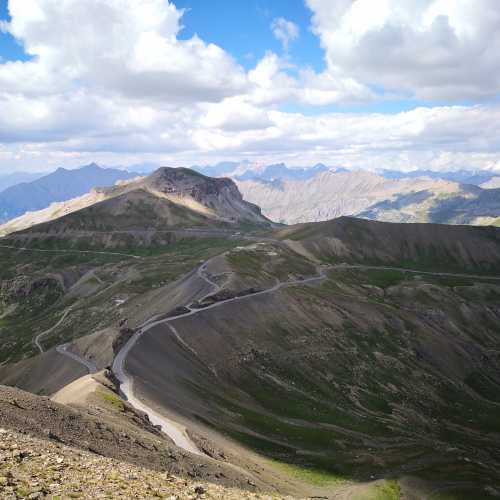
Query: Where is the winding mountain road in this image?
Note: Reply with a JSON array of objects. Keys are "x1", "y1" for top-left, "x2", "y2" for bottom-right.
[
  {"x1": 42, "y1": 248, "x2": 499, "y2": 456},
  {"x1": 56, "y1": 343, "x2": 98, "y2": 374},
  {"x1": 110, "y1": 256, "x2": 500, "y2": 455},
  {"x1": 34, "y1": 306, "x2": 74, "y2": 353},
  {"x1": 34, "y1": 306, "x2": 98, "y2": 375},
  {"x1": 112, "y1": 260, "x2": 327, "y2": 455}
]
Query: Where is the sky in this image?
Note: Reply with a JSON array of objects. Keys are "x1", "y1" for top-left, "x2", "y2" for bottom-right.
[{"x1": 1, "y1": 0, "x2": 500, "y2": 173}]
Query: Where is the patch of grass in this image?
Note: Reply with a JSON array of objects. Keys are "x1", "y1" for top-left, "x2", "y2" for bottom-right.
[
  {"x1": 268, "y1": 459, "x2": 347, "y2": 486},
  {"x1": 361, "y1": 269, "x2": 406, "y2": 289},
  {"x1": 353, "y1": 480, "x2": 401, "y2": 500},
  {"x1": 99, "y1": 390, "x2": 125, "y2": 411}
]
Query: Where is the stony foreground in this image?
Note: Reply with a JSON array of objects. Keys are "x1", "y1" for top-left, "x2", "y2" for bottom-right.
[{"x1": 0, "y1": 428, "x2": 294, "y2": 500}]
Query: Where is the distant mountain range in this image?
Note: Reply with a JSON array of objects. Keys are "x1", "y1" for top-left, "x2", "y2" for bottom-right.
[
  {"x1": 237, "y1": 170, "x2": 500, "y2": 226},
  {"x1": 2, "y1": 162, "x2": 500, "y2": 228},
  {"x1": 381, "y1": 168, "x2": 500, "y2": 186},
  {"x1": 0, "y1": 172, "x2": 44, "y2": 193},
  {"x1": 0, "y1": 164, "x2": 137, "y2": 224},
  {"x1": 193, "y1": 162, "x2": 500, "y2": 187},
  {"x1": 193, "y1": 161, "x2": 346, "y2": 182}
]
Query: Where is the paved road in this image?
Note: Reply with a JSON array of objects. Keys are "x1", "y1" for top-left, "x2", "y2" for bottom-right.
[
  {"x1": 34, "y1": 307, "x2": 74, "y2": 353},
  {"x1": 112, "y1": 261, "x2": 327, "y2": 455},
  {"x1": 56, "y1": 343, "x2": 98, "y2": 374},
  {"x1": 0, "y1": 244, "x2": 142, "y2": 259},
  {"x1": 330, "y1": 263, "x2": 500, "y2": 281},
  {"x1": 39, "y1": 236, "x2": 496, "y2": 456},
  {"x1": 33, "y1": 304, "x2": 99, "y2": 375}
]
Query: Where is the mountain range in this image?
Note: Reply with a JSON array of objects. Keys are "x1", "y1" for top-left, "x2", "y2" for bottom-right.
[
  {"x1": 0, "y1": 163, "x2": 137, "y2": 224},
  {"x1": 381, "y1": 168, "x2": 500, "y2": 185},
  {"x1": 0, "y1": 171, "x2": 44, "y2": 192},
  {"x1": 1, "y1": 166, "x2": 500, "y2": 498},
  {"x1": 0, "y1": 166, "x2": 270, "y2": 240},
  {"x1": 193, "y1": 161, "x2": 500, "y2": 187},
  {"x1": 1, "y1": 162, "x2": 500, "y2": 230},
  {"x1": 237, "y1": 170, "x2": 500, "y2": 226}
]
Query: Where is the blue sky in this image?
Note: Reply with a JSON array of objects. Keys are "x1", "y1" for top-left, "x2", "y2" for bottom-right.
[
  {"x1": 0, "y1": 0, "x2": 29, "y2": 61},
  {"x1": 0, "y1": 0, "x2": 324, "y2": 67},
  {"x1": 0, "y1": 0, "x2": 499, "y2": 172},
  {"x1": 174, "y1": 0, "x2": 325, "y2": 72}
]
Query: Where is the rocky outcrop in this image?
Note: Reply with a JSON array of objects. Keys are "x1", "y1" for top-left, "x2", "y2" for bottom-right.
[{"x1": 143, "y1": 167, "x2": 269, "y2": 224}]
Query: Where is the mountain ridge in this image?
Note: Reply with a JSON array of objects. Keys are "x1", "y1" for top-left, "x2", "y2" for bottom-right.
[
  {"x1": 0, "y1": 163, "x2": 138, "y2": 224},
  {"x1": 0, "y1": 167, "x2": 272, "y2": 239},
  {"x1": 237, "y1": 170, "x2": 500, "y2": 226}
]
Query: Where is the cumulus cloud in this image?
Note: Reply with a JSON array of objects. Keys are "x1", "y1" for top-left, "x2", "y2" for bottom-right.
[
  {"x1": 306, "y1": 0, "x2": 500, "y2": 100},
  {"x1": 271, "y1": 17, "x2": 299, "y2": 52},
  {"x1": 0, "y1": 0, "x2": 500, "y2": 173},
  {"x1": 1, "y1": 0, "x2": 248, "y2": 101}
]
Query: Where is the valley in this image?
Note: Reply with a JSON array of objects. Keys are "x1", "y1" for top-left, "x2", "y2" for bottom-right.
[
  {"x1": 3, "y1": 0, "x2": 500, "y2": 497},
  {"x1": 1, "y1": 168, "x2": 500, "y2": 499}
]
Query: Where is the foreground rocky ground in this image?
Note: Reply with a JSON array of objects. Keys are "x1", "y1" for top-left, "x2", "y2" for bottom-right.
[{"x1": 0, "y1": 428, "x2": 294, "y2": 500}]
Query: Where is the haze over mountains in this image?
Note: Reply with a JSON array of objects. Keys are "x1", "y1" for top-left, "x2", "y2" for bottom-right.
[
  {"x1": 0, "y1": 171, "x2": 44, "y2": 192},
  {"x1": 0, "y1": 164, "x2": 137, "y2": 224},
  {"x1": 2, "y1": 162, "x2": 500, "y2": 233},
  {"x1": 237, "y1": 170, "x2": 500, "y2": 226}
]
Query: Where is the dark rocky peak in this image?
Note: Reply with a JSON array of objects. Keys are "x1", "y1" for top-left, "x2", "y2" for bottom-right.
[{"x1": 144, "y1": 167, "x2": 240, "y2": 200}]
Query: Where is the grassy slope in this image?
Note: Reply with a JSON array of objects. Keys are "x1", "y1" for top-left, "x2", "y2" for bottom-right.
[
  {"x1": 276, "y1": 217, "x2": 500, "y2": 274},
  {"x1": 129, "y1": 267, "x2": 500, "y2": 496}
]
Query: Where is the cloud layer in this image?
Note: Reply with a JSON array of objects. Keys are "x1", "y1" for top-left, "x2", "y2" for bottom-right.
[
  {"x1": 0, "y1": 0, "x2": 499, "y2": 172},
  {"x1": 307, "y1": 0, "x2": 500, "y2": 100}
]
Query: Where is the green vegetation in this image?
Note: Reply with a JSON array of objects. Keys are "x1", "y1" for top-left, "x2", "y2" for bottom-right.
[
  {"x1": 268, "y1": 459, "x2": 346, "y2": 486},
  {"x1": 0, "y1": 245, "x2": 127, "y2": 280},
  {"x1": 0, "y1": 236, "x2": 246, "y2": 361},
  {"x1": 99, "y1": 390, "x2": 125, "y2": 412},
  {"x1": 0, "y1": 276, "x2": 67, "y2": 362},
  {"x1": 352, "y1": 480, "x2": 401, "y2": 500},
  {"x1": 179, "y1": 269, "x2": 500, "y2": 488},
  {"x1": 227, "y1": 243, "x2": 316, "y2": 288},
  {"x1": 326, "y1": 268, "x2": 407, "y2": 289}
]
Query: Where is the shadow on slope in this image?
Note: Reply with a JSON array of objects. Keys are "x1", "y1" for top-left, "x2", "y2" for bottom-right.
[
  {"x1": 276, "y1": 217, "x2": 500, "y2": 274},
  {"x1": 126, "y1": 269, "x2": 500, "y2": 497}
]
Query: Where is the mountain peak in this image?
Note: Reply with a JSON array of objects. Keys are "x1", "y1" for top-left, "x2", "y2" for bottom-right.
[
  {"x1": 141, "y1": 166, "x2": 269, "y2": 224},
  {"x1": 83, "y1": 162, "x2": 101, "y2": 170}
]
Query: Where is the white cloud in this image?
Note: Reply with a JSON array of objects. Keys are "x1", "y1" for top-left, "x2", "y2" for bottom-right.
[
  {"x1": 1, "y1": 0, "x2": 500, "y2": 174},
  {"x1": 247, "y1": 51, "x2": 373, "y2": 106},
  {"x1": 1, "y1": 0, "x2": 248, "y2": 101},
  {"x1": 306, "y1": 0, "x2": 500, "y2": 100},
  {"x1": 271, "y1": 17, "x2": 299, "y2": 52},
  {"x1": 200, "y1": 97, "x2": 273, "y2": 132}
]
